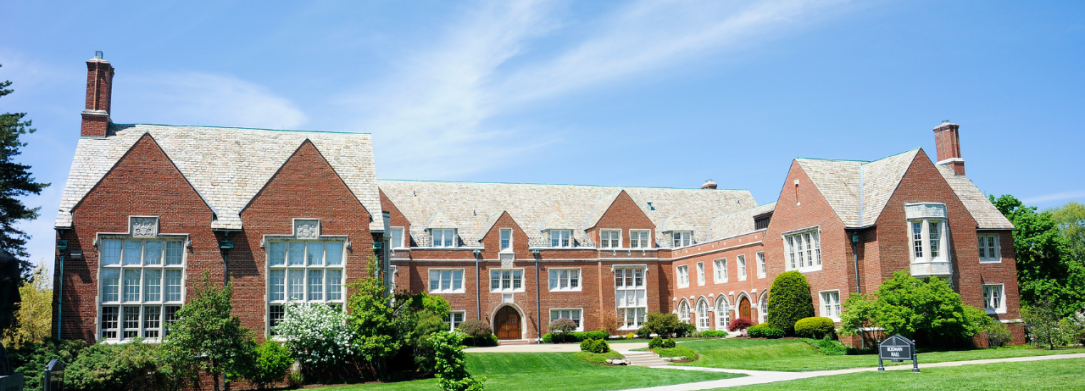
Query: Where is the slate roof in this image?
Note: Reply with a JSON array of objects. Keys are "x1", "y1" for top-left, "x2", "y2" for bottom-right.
[
  {"x1": 377, "y1": 180, "x2": 758, "y2": 247},
  {"x1": 55, "y1": 124, "x2": 383, "y2": 232},
  {"x1": 935, "y1": 165, "x2": 1014, "y2": 229},
  {"x1": 709, "y1": 202, "x2": 777, "y2": 241}
]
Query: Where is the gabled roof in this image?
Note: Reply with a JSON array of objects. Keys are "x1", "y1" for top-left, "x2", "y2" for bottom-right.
[
  {"x1": 378, "y1": 180, "x2": 756, "y2": 247},
  {"x1": 56, "y1": 124, "x2": 383, "y2": 231},
  {"x1": 424, "y1": 211, "x2": 458, "y2": 230},
  {"x1": 796, "y1": 149, "x2": 919, "y2": 227},
  {"x1": 935, "y1": 165, "x2": 1014, "y2": 229},
  {"x1": 709, "y1": 202, "x2": 777, "y2": 241}
]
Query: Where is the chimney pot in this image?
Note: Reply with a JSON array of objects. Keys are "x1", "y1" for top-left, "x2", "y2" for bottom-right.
[
  {"x1": 933, "y1": 122, "x2": 965, "y2": 176},
  {"x1": 81, "y1": 51, "x2": 115, "y2": 138}
]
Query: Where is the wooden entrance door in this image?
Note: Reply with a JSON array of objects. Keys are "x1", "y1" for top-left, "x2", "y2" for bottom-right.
[
  {"x1": 739, "y1": 297, "x2": 751, "y2": 320},
  {"x1": 495, "y1": 307, "x2": 522, "y2": 340}
]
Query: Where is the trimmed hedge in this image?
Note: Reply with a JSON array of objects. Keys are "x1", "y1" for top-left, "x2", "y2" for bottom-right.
[
  {"x1": 580, "y1": 339, "x2": 611, "y2": 353},
  {"x1": 542, "y1": 329, "x2": 611, "y2": 343},
  {"x1": 698, "y1": 330, "x2": 727, "y2": 338},
  {"x1": 794, "y1": 317, "x2": 836, "y2": 339},
  {"x1": 649, "y1": 336, "x2": 664, "y2": 349},
  {"x1": 767, "y1": 271, "x2": 815, "y2": 335},
  {"x1": 747, "y1": 323, "x2": 784, "y2": 339}
]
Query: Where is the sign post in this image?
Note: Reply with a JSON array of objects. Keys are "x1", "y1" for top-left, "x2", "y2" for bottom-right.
[{"x1": 878, "y1": 335, "x2": 919, "y2": 373}]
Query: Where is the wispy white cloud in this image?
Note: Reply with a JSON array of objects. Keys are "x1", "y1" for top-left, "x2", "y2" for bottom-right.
[
  {"x1": 119, "y1": 72, "x2": 307, "y2": 129},
  {"x1": 1023, "y1": 190, "x2": 1085, "y2": 205},
  {"x1": 345, "y1": 0, "x2": 849, "y2": 179}
]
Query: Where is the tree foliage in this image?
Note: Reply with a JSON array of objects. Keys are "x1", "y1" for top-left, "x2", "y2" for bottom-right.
[
  {"x1": 637, "y1": 312, "x2": 687, "y2": 338},
  {"x1": 0, "y1": 64, "x2": 49, "y2": 277},
  {"x1": 1050, "y1": 201, "x2": 1085, "y2": 266},
  {"x1": 431, "y1": 331, "x2": 484, "y2": 391},
  {"x1": 274, "y1": 302, "x2": 356, "y2": 375},
  {"x1": 1, "y1": 262, "x2": 51, "y2": 348},
  {"x1": 840, "y1": 271, "x2": 992, "y2": 347},
  {"x1": 992, "y1": 195, "x2": 1085, "y2": 317},
  {"x1": 766, "y1": 271, "x2": 815, "y2": 335}
]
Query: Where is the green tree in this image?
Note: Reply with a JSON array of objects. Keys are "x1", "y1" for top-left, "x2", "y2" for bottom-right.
[
  {"x1": 347, "y1": 257, "x2": 403, "y2": 378},
  {"x1": 0, "y1": 64, "x2": 50, "y2": 277},
  {"x1": 163, "y1": 272, "x2": 255, "y2": 391},
  {"x1": 766, "y1": 271, "x2": 815, "y2": 335},
  {"x1": 992, "y1": 195, "x2": 1085, "y2": 317},
  {"x1": 1, "y1": 262, "x2": 51, "y2": 348},
  {"x1": 1021, "y1": 298, "x2": 1075, "y2": 350},
  {"x1": 431, "y1": 331, "x2": 484, "y2": 391},
  {"x1": 1050, "y1": 201, "x2": 1085, "y2": 266},
  {"x1": 840, "y1": 271, "x2": 991, "y2": 347}
]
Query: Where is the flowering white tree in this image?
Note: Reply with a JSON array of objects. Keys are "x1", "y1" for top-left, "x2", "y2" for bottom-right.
[{"x1": 275, "y1": 302, "x2": 357, "y2": 368}]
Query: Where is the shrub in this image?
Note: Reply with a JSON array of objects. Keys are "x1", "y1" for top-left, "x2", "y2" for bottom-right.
[
  {"x1": 246, "y1": 340, "x2": 293, "y2": 389},
  {"x1": 625, "y1": 333, "x2": 635, "y2": 340},
  {"x1": 580, "y1": 338, "x2": 594, "y2": 352},
  {"x1": 635, "y1": 326, "x2": 652, "y2": 339},
  {"x1": 649, "y1": 336, "x2": 663, "y2": 349},
  {"x1": 983, "y1": 322, "x2": 1013, "y2": 348},
  {"x1": 66, "y1": 341, "x2": 170, "y2": 391},
  {"x1": 794, "y1": 317, "x2": 836, "y2": 339},
  {"x1": 1024, "y1": 300, "x2": 1076, "y2": 349},
  {"x1": 584, "y1": 330, "x2": 610, "y2": 340},
  {"x1": 549, "y1": 318, "x2": 577, "y2": 337},
  {"x1": 432, "y1": 331, "x2": 485, "y2": 391},
  {"x1": 728, "y1": 318, "x2": 753, "y2": 332},
  {"x1": 747, "y1": 324, "x2": 784, "y2": 339},
  {"x1": 541, "y1": 333, "x2": 553, "y2": 344},
  {"x1": 458, "y1": 319, "x2": 497, "y2": 346},
  {"x1": 804, "y1": 337, "x2": 847, "y2": 355},
  {"x1": 662, "y1": 338, "x2": 676, "y2": 348},
  {"x1": 767, "y1": 271, "x2": 815, "y2": 335},
  {"x1": 642, "y1": 312, "x2": 684, "y2": 338},
  {"x1": 591, "y1": 339, "x2": 611, "y2": 353},
  {"x1": 9, "y1": 338, "x2": 86, "y2": 391},
  {"x1": 699, "y1": 330, "x2": 727, "y2": 338},
  {"x1": 676, "y1": 322, "x2": 697, "y2": 338},
  {"x1": 275, "y1": 302, "x2": 357, "y2": 370}
]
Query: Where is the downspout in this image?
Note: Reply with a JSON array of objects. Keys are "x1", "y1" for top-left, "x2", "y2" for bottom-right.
[
  {"x1": 56, "y1": 253, "x2": 64, "y2": 339},
  {"x1": 474, "y1": 249, "x2": 482, "y2": 320},
  {"x1": 851, "y1": 232, "x2": 860, "y2": 294},
  {"x1": 533, "y1": 249, "x2": 541, "y2": 342}
]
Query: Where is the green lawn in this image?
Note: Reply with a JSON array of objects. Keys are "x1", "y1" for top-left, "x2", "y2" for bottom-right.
[
  {"x1": 675, "y1": 338, "x2": 1085, "y2": 372},
  {"x1": 708, "y1": 358, "x2": 1085, "y2": 391},
  {"x1": 319, "y1": 352, "x2": 742, "y2": 391}
]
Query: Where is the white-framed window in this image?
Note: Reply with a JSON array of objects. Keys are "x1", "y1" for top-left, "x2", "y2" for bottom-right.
[
  {"x1": 615, "y1": 267, "x2": 647, "y2": 330},
  {"x1": 819, "y1": 290, "x2": 841, "y2": 320},
  {"x1": 268, "y1": 239, "x2": 346, "y2": 334},
  {"x1": 715, "y1": 296, "x2": 730, "y2": 330},
  {"x1": 490, "y1": 269, "x2": 524, "y2": 292},
  {"x1": 548, "y1": 268, "x2": 581, "y2": 291},
  {"x1": 756, "y1": 252, "x2": 766, "y2": 279},
  {"x1": 678, "y1": 300, "x2": 691, "y2": 323},
  {"x1": 714, "y1": 258, "x2": 728, "y2": 283},
  {"x1": 630, "y1": 230, "x2": 651, "y2": 249},
  {"x1": 431, "y1": 228, "x2": 457, "y2": 248},
  {"x1": 784, "y1": 227, "x2": 822, "y2": 272},
  {"x1": 738, "y1": 255, "x2": 747, "y2": 281},
  {"x1": 905, "y1": 203, "x2": 950, "y2": 264},
  {"x1": 429, "y1": 269, "x2": 465, "y2": 293},
  {"x1": 446, "y1": 311, "x2": 466, "y2": 332},
  {"x1": 983, "y1": 284, "x2": 1006, "y2": 314},
  {"x1": 99, "y1": 238, "x2": 185, "y2": 342},
  {"x1": 600, "y1": 229, "x2": 621, "y2": 248},
  {"x1": 696, "y1": 262, "x2": 706, "y2": 286},
  {"x1": 390, "y1": 227, "x2": 406, "y2": 249},
  {"x1": 696, "y1": 299, "x2": 710, "y2": 330},
  {"x1": 676, "y1": 265, "x2": 690, "y2": 288},
  {"x1": 499, "y1": 228, "x2": 513, "y2": 252},
  {"x1": 978, "y1": 234, "x2": 1001, "y2": 263},
  {"x1": 671, "y1": 231, "x2": 693, "y2": 248},
  {"x1": 759, "y1": 292, "x2": 769, "y2": 324},
  {"x1": 550, "y1": 230, "x2": 573, "y2": 248},
  {"x1": 550, "y1": 309, "x2": 583, "y2": 331}
]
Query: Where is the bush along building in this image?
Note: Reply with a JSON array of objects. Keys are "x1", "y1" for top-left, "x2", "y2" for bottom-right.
[{"x1": 53, "y1": 54, "x2": 1024, "y2": 348}]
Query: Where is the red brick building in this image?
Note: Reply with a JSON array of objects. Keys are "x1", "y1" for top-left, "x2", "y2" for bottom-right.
[{"x1": 53, "y1": 54, "x2": 1024, "y2": 347}]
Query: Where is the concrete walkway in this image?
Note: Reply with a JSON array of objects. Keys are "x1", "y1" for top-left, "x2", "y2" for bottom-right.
[{"x1": 617, "y1": 353, "x2": 1085, "y2": 391}]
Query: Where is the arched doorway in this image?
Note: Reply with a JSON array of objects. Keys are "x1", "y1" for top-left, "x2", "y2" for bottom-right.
[
  {"x1": 494, "y1": 306, "x2": 522, "y2": 340},
  {"x1": 738, "y1": 297, "x2": 751, "y2": 320}
]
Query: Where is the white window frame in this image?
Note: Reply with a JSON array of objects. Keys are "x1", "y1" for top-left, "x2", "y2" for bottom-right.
[
  {"x1": 819, "y1": 290, "x2": 841, "y2": 321},
  {"x1": 548, "y1": 268, "x2": 582, "y2": 292},
  {"x1": 550, "y1": 308, "x2": 584, "y2": 332},
  {"x1": 696, "y1": 299, "x2": 710, "y2": 331},
  {"x1": 756, "y1": 252, "x2": 766, "y2": 279},
  {"x1": 714, "y1": 258, "x2": 728, "y2": 283},
  {"x1": 390, "y1": 226, "x2": 406, "y2": 249},
  {"x1": 430, "y1": 228, "x2": 458, "y2": 248},
  {"x1": 983, "y1": 284, "x2": 1007, "y2": 314},
  {"x1": 678, "y1": 299, "x2": 691, "y2": 323},
  {"x1": 670, "y1": 231, "x2": 693, "y2": 248},
  {"x1": 759, "y1": 292, "x2": 769, "y2": 324},
  {"x1": 600, "y1": 229, "x2": 622, "y2": 249},
  {"x1": 738, "y1": 255, "x2": 747, "y2": 281},
  {"x1": 550, "y1": 229, "x2": 573, "y2": 248},
  {"x1": 267, "y1": 238, "x2": 347, "y2": 336},
  {"x1": 629, "y1": 229, "x2": 651, "y2": 249},
  {"x1": 499, "y1": 228, "x2": 513, "y2": 253},
  {"x1": 715, "y1": 296, "x2": 730, "y2": 330},
  {"x1": 447, "y1": 311, "x2": 466, "y2": 332},
  {"x1": 909, "y1": 219, "x2": 949, "y2": 263},
  {"x1": 696, "y1": 262, "x2": 706, "y2": 286},
  {"x1": 784, "y1": 227, "x2": 822, "y2": 273},
  {"x1": 98, "y1": 236, "x2": 187, "y2": 343},
  {"x1": 490, "y1": 268, "x2": 525, "y2": 292},
  {"x1": 676, "y1": 265, "x2": 690, "y2": 288},
  {"x1": 615, "y1": 267, "x2": 648, "y2": 330},
  {"x1": 978, "y1": 233, "x2": 1001, "y2": 263},
  {"x1": 428, "y1": 268, "x2": 466, "y2": 293}
]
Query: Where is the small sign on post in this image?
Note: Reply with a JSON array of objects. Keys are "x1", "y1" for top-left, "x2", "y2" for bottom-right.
[
  {"x1": 878, "y1": 335, "x2": 919, "y2": 373},
  {"x1": 44, "y1": 358, "x2": 65, "y2": 391}
]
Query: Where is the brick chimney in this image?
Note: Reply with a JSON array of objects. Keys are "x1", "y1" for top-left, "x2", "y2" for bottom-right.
[
  {"x1": 81, "y1": 51, "x2": 114, "y2": 138},
  {"x1": 933, "y1": 121, "x2": 964, "y2": 176}
]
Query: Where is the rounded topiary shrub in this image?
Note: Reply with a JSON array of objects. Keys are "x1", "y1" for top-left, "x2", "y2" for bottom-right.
[
  {"x1": 591, "y1": 339, "x2": 611, "y2": 353},
  {"x1": 649, "y1": 336, "x2": 664, "y2": 349},
  {"x1": 662, "y1": 338, "x2": 676, "y2": 348},
  {"x1": 747, "y1": 324, "x2": 784, "y2": 339},
  {"x1": 580, "y1": 338, "x2": 595, "y2": 352},
  {"x1": 794, "y1": 317, "x2": 836, "y2": 339},
  {"x1": 767, "y1": 271, "x2": 815, "y2": 335}
]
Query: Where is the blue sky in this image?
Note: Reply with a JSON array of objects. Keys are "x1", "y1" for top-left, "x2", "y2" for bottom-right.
[{"x1": 3, "y1": 0, "x2": 1084, "y2": 270}]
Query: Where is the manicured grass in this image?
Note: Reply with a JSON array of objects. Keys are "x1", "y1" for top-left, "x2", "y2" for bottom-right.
[
  {"x1": 675, "y1": 338, "x2": 1085, "y2": 372},
  {"x1": 574, "y1": 350, "x2": 624, "y2": 364},
  {"x1": 707, "y1": 358, "x2": 1085, "y2": 391},
  {"x1": 655, "y1": 346, "x2": 697, "y2": 359},
  {"x1": 320, "y1": 352, "x2": 742, "y2": 391}
]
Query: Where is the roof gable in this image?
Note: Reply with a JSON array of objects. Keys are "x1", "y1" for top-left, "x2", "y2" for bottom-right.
[{"x1": 796, "y1": 149, "x2": 920, "y2": 227}]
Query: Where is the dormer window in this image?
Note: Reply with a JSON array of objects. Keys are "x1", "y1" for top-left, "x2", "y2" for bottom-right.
[
  {"x1": 670, "y1": 231, "x2": 693, "y2": 248},
  {"x1": 550, "y1": 230, "x2": 573, "y2": 248},
  {"x1": 431, "y1": 228, "x2": 457, "y2": 248},
  {"x1": 906, "y1": 203, "x2": 949, "y2": 263}
]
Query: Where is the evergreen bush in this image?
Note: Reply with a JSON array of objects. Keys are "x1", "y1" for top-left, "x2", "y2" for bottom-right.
[
  {"x1": 662, "y1": 338, "x2": 676, "y2": 348},
  {"x1": 432, "y1": 331, "x2": 485, "y2": 391},
  {"x1": 794, "y1": 317, "x2": 836, "y2": 339},
  {"x1": 698, "y1": 330, "x2": 727, "y2": 338},
  {"x1": 246, "y1": 340, "x2": 293, "y2": 389},
  {"x1": 649, "y1": 336, "x2": 663, "y2": 349},
  {"x1": 579, "y1": 338, "x2": 594, "y2": 352},
  {"x1": 747, "y1": 324, "x2": 784, "y2": 339},
  {"x1": 767, "y1": 271, "x2": 815, "y2": 335}
]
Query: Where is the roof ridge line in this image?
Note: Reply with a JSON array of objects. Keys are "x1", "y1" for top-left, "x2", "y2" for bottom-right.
[
  {"x1": 376, "y1": 178, "x2": 750, "y2": 191},
  {"x1": 112, "y1": 123, "x2": 370, "y2": 135}
]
